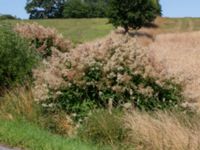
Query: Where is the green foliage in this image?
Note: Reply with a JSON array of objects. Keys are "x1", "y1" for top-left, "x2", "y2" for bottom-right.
[
  {"x1": 151, "y1": 0, "x2": 162, "y2": 16},
  {"x1": 63, "y1": 0, "x2": 108, "y2": 18},
  {"x1": 43, "y1": 62, "x2": 182, "y2": 121},
  {"x1": 0, "y1": 24, "x2": 38, "y2": 88},
  {"x1": 25, "y1": 0, "x2": 65, "y2": 19},
  {"x1": 63, "y1": 0, "x2": 90, "y2": 18},
  {"x1": 108, "y1": 0, "x2": 162, "y2": 32},
  {"x1": 32, "y1": 37, "x2": 53, "y2": 58},
  {"x1": 83, "y1": 0, "x2": 109, "y2": 18},
  {"x1": 0, "y1": 119, "x2": 101, "y2": 150},
  {"x1": 0, "y1": 14, "x2": 17, "y2": 20},
  {"x1": 44, "y1": 84, "x2": 98, "y2": 121},
  {"x1": 26, "y1": 0, "x2": 108, "y2": 19}
]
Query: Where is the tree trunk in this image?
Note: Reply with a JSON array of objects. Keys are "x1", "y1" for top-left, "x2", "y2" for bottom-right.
[{"x1": 124, "y1": 25, "x2": 129, "y2": 33}]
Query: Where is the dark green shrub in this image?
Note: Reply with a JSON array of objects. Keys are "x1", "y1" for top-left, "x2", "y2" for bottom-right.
[
  {"x1": 63, "y1": 0, "x2": 108, "y2": 18},
  {"x1": 63, "y1": 0, "x2": 90, "y2": 18},
  {"x1": 0, "y1": 24, "x2": 38, "y2": 88}
]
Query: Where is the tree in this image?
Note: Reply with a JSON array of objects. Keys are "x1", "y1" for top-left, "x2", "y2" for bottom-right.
[
  {"x1": 151, "y1": 0, "x2": 162, "y2": 16},
  {"x1": 25, "y1": 0, "x2": 65, "y2": 19},
  {"x1": 85, "y1": 0, "x2": 109, "y2": 18},
  {"x1": 0, "y1": 14, "x2": 18, "y2": 20},
  {"x1": 63, "y1": 0, "x2": 89, "y2": 18},
  {"x1": 108, "y1": 0, "x2": 162, "y2": 33},
  {"x1": 63, "y1": 0, "x2": 108, "y2": 18}
]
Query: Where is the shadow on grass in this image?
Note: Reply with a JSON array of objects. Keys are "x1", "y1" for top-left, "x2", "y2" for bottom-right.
[{"x1": 128, "y1": 31, "x2": 155, "y2": 41}]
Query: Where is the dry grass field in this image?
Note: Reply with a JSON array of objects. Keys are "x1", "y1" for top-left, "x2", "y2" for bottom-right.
[
  {"x1": 149, "y1": 32, "x2": 200, "y2": 108},
  {"x1": 126, "y1": 17, "x2": 200, "y2": 111}
]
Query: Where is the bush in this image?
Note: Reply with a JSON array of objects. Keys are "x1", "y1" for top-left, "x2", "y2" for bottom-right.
[
  {"x1": 14, "y1": 23, "x2": 72, "y2": 57},
  {"x1": 42, "y1": 39, "x2": 183, "y2": 121},
  {"x1": 0, "y1": 24, "x2": 38, "y2": 88}
]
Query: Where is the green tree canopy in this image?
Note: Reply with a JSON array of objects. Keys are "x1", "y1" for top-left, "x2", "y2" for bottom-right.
[
  {"x1": 63, "y1": 0, "x2": 108, "y2": 18},
  {"x1": 25, "y1": 0, "x2": 65, "y2": 19},
  {"x1": 63, "y1": 0, "x2": 89, "y2": 18},
  {"x1": 108, "y1": 0, "x2": 162, "y2": 32}
]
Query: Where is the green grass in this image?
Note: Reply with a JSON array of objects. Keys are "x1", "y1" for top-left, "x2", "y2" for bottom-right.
[
  {"x1": 3, "y1": 18, "x2": 113, "y2": 44},
  {"x1": 0, "y1": 119, "x2": 107, "y2": 150},
  {"x1": 36, "y1": 19, "x2": 113, "y2": 44},
  {"x1": 3, "y1": 17, "x2": 200, "y2": 44}
]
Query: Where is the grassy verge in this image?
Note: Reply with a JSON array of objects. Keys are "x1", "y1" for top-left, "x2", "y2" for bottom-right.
[
  {"x1": 3, "y1": 19, "x2": 113, "y2": 44},
  {"x1": 0, "y1": 119, "x2": 104, "y2": 150},
  {"x1": 0, "y1": 88, "x2": 110, "y2": 150}
]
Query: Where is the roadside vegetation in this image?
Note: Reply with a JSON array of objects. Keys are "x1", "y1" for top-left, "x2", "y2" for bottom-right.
[
  {"x1": 0, "y1": 119, "x2": 101, "y2": 150},
  {"x1": 0, "y1": 19, "x2": 188, "y2": 149},
  {"x1": 1, "y1": 1, "x2": 200, "y2": 149}
]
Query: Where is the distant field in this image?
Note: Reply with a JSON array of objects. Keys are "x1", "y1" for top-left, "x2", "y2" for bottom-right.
[
  {"x1": 28, "y1": 19, "x2": 113, "y2": 44},
  {"x1": 156, "y1": 17, "x2": 200, "y2": 32},
  {"x1": 1, "y1": 18, "x2": 113, "y2": 44},
  {"x1": 2, "y1": 17, "x2": 200, "y2": 43}
]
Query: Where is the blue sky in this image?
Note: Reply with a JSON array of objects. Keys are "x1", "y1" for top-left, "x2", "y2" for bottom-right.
[{"x1": 0, "y1": 0, "x2": 200, "y2": 19}]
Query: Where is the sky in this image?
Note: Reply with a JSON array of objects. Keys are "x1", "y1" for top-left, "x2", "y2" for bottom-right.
[{"x1": 0, "y1": 0, "x2": 200, "y2": 19}]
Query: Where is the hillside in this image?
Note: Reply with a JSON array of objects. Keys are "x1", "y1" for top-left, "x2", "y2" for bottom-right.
[
  {"x1": 2, "y1": 17, "x2": 200, "y2": 149},
  {"x1": 2, "y1": 17, "x2": 200, "y2": 44}
]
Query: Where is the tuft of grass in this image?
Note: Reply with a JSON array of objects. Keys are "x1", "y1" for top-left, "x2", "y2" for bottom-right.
[
  {"x1": 0, "y1": 119, "x2": 103, "y2": 150},
  {"x1": 0, "y1": 87, "x2": 39, "y2": 122},
  {"x1": 125, "y1": 110, "x2": 200, "y2": 150},
  {"x1": 79, "y1": 110, "x2": 127, "y2": 149}
]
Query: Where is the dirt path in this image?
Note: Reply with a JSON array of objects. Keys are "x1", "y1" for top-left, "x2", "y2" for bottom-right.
[
  {"x1": 0, "y1": 146, "x2": 20, "y2": 150},
  {"x1": 149, "y1": 31, "x2": 200, "y2": 110}
]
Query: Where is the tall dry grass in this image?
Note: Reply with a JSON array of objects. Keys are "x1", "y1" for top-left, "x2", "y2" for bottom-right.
[
  {"x1": 125, "y1": 111, "x2": 200, "y2": 150},
  {"x1": 149, "y1": 31, "x2": 200, "y2": 110},
  {"x1": 0, "y1": 87, "x2": 75, "y2": 136},
  {"x1": 0, "y1": 87, "x2": 39, "y2": 121}
]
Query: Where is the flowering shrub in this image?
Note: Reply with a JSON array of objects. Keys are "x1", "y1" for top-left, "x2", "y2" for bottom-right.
[
  {"x1": 14, "y1": 23, "x2": 72, "y2": 57},
  {"x1": 42, "y1": 34, "x2": 183, "y2": 120}
]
